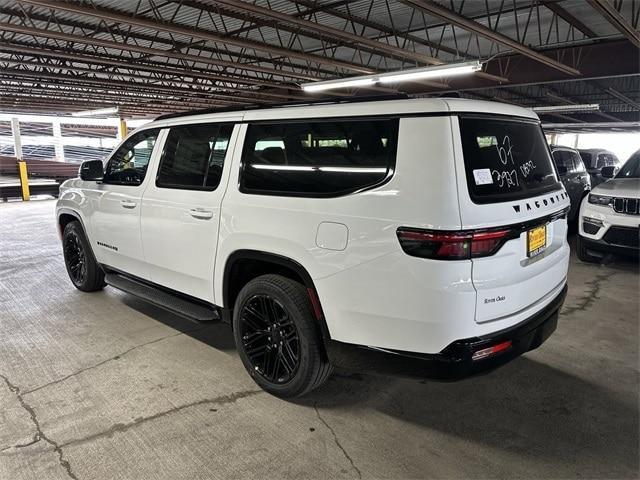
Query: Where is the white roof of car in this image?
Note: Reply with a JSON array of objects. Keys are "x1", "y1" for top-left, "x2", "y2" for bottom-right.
[{"x1": 145, "y1": 97, "x2": 539, "y2": 129}]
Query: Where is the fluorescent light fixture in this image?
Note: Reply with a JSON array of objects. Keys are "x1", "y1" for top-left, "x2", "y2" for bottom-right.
[
  {"x1": 71, "y1": 107, "x2": 119, "y2": 117},
  {"x1": 301, "y1": 61, "x2": 482, "y2": 92},
  {"x1": 533, "y1": 104, "x2": 600, "y2": 113},
  {"x1": 302, "y1": 78, "x2": 376, "y2": 93},
  {"x1": 378, "y1": 62, "x2": 482, "y2": 84}
]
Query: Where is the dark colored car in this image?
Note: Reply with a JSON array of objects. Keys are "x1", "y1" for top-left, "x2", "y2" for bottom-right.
[
  {"x1": 550, "y1": 146, "x2": 591, "y2": 221},
  {"x1": 577, "y1": 148, "x2": 621, "y2": 187}
]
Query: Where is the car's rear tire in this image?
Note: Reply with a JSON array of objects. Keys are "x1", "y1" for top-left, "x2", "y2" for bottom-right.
[
  {"x1": 577, "y1": 234, "x2": 599, "y2": 264},
  {"x1": 62, "y1": 221, "x2": 106, "y2": 292},
  {"x1": 233, "y1": 274, "x2": 332, "y2": 398}
]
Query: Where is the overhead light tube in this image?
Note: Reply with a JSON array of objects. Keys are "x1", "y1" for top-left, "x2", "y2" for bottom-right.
[
  {"x1": 302, "y1": 77, "x2": 376, "y2": 93},
  {"x1": 71, "y1": 107, "x2": 119, "y2": 117},
  {"x1": 377, "y1": 61, "x2": 482, "y2": 84},
  {"x1": 533, "y1": 104, "x2": 600, "y2": 113},
  {"x1": 301, "y1": 61, "x2": 482, "y2": 92}
]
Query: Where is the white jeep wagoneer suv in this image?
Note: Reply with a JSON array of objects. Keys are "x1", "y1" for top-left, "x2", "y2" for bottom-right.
[{"x1": 56, "y1": 98, "x2": 570, "y2": 397}]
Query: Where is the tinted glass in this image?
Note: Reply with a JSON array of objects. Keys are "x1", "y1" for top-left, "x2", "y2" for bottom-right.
[
  {"x1": 579, "y1": 151, "x2": 593, "y2": 168},
  {"x1": 460, "y1": 117, "x2": 560, "y2": 203},
  {"x1": 568, "y1": 151, "x2": 585, "y2": 172},
  {"x1": 597, "y1": 153, "x2": 619, "y2": 168},
  {"x1": 240, "y1": 119, "x2": 399, "y2": 196},
  {"x1": 552, "y1": 150, "x2": 571, "y2": 169},
  {"x1": 616, "y1": 152, "x2": 640, "y2": 179},
  {"x1": 157, "y1": 123, "x2": 233, "y2": 190},
  {"x1": 104, "y1": 129, "x2": 160, "y2": 185}
]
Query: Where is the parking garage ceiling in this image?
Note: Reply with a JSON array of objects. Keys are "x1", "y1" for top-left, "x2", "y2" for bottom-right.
[{"x1": 0, "y1": 0, "x2": 638, "y2": 128}]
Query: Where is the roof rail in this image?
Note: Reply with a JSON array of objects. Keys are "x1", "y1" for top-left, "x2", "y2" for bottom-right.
[{"x1": 153, "y1": 93, "x2": 410, "y2": 121}]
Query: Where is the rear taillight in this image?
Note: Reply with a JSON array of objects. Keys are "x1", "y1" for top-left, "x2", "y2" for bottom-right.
[
  {"x1": 471, "y1": 340, "x2": 513, "y2": 361},
  {"x1": 397, "y1": 227, "x2": 515, "y2": 260}
]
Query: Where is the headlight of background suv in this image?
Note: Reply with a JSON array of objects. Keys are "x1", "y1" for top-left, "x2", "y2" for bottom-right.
[{"x1": 588, "y1": 194, "x2": 613, "y2": 206}]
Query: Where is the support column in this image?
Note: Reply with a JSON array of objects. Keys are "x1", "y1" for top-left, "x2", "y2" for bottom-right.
[
  {"x1": 118, "y1": 118, "x2": 128, "y2": 141},
  {"x1": 11, "y1": 117, "x2": 29, "y2": 201},
  {"x1": 52, "y1": 120, "x2": 65, "y2": 162},
  {"x1": 10, "y1": 117, "x2": 22, "y2": 160}
]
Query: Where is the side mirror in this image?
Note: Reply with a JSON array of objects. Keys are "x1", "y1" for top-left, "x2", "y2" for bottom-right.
[
  {"x1": 600, "y1": 166, "x2": 617, "y2": 178},
  {"x1": 556, "y1": 165, "x2": 568, "y2": 176},
  {"x1": 79, "y1": 160, "x2": 104, "y2": 181}
]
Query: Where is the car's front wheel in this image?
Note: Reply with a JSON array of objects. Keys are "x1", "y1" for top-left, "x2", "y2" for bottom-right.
[
  {"x1": 62, "y1": 221, "x2": 106, "y2": 292},
  {"x1": 233, "y1": 274, "x2": 332, "y2": 398}
]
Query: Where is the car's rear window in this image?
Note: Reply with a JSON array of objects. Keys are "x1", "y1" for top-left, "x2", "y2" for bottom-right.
[{"x1": 459, "y1": 116, "x2": 561, "y2": 204}]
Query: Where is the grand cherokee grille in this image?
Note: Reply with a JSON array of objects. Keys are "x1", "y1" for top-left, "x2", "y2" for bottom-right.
[
  {"x1": 603, "y1": 227, "x2": 640, "y2": 249},
  {"x1": 613, "y1": 197, "x2": 640, "y2": 215}
]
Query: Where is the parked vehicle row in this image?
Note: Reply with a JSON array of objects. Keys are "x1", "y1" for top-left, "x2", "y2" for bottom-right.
[
  {"x1": 550, "y1": 146, "x2": 591, "y2": 222},
  {"x1": 578, "y1": 150, "x2": 640, "y2": 262},
  {"x1": 578, "y1": 148, "x2": 621, "y2": 187},
  {"x1": 57, "y1": 98, "x2": 572, "y2": 397}
]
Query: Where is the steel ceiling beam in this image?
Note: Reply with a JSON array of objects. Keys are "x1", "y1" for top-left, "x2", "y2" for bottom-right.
[
  {"x1": 0, "y1": 59, "x2": 263, "y2": 101},
  {"x1": 605, "y1": 87, "x2": 640, "y2": 109},
  {"x1": 204, "y1": 0, "x2": 505, "y2": 84},
  {"x1": 198, "y1": 0, "x2": 443, "y2": 66},
  {"x1": 0, "y1": 41, "x2": 303, "y2": 92},
  {"x1": 288, "y1": 0, "x2": 461, "y2": 57},
  {"x1": 541, "y1": 0, "x2": 597, "y2": 37},
  {"x1": 540, "y1": 85, "x2": 622, "y2": 122},
  {"x1": 0, "y1": 6, "x2": 340, "y2": 79},
  {"x1": 0, "y1": 22, "x2": 315, "y2": 82},
  {"x1": 0, "y1": 69, "x2": 253, "y2": 106},
  {"x1": 16, "y1": 0, "x2": 376, "y2": 75},
  {"x1": 0, "y1": 84, "x2": 208, "y2": 110},
  {"x1": 0, "y1": 89, "x2": 220, "y2": 116},
  {"x1": 400, "y1": 0, "x2": 581, "y2": 76},
  {"x1": 0, "y1": 97, "x2": 182, "y2": 116},
  {"x1": 0, "y1": 58, "x2": 304, "y2": 105},
  {"x1": 586, "y1": 0, "x2": 640, "y2": 47}
]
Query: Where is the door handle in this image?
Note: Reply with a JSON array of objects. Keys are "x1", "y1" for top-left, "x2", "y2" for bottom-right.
[
  {"x1": 121, "y1": 200, "x2": 137, "y2": 209},
  {"x1": 189, "y1": 208, "x2": 214, "y2": 220}
]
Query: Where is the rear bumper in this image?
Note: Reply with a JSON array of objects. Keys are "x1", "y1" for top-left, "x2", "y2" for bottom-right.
[{"x1": 326, "y1": 284, "x2": 567, "y2": 380}]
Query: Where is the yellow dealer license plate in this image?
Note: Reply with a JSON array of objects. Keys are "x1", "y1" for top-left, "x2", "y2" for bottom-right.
[{"x1": 527, "y1": 225, "x2": 547, "y2": 257}]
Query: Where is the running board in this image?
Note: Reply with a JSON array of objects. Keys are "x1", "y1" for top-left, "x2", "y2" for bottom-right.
[{"x1": 105, "y1": 273, "x2": 220, "y2": 322}]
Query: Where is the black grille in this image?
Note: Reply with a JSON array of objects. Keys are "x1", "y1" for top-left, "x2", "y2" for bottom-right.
[
  {"x1": 603, "y1": 227, "x2": 640, "y2": 248},
  {"x1": 613, "y1": 197, "x2": 640, "y2": 215}
]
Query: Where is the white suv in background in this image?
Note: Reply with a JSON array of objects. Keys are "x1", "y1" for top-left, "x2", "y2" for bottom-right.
[
  {"x1": 56, "y1": 98, "x2": 570, "y2": 397},
  {"x1": 578, "y1": 150, "x2": 640, "y2": 262}
]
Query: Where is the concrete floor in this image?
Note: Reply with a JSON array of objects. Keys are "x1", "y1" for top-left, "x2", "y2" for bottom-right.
[{"x1": 0, "y1": 199, "x2": 638, "y2": 480}]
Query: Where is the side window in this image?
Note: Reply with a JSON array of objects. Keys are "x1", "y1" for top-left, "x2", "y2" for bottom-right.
[
  {"x1": 579, "y1": 152, "x2": 593, "y2": 169},
  {"x1": 104, "y1": 129, "x2": 160, "y2": 186},
  {"x1": 569, "y1": 152, "x2": 585, "y2": 172},
  {"x1": 596, "y1": 153, "x2": 617, "y2": 169},
  {"x1": 552, "y1": 150, "x2": 570, "y2": 169},
  {"x1": 240, "y1": 119, "x2": 399, "y2": 196},
  {"x1": 157, "y1": 123, "x2": 234, "y2": 190}
]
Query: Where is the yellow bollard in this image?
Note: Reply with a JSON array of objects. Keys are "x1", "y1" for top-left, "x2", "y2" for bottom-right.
[
  {"x1": 18, "y1": 161, "x2": 30, "y2": 201},
  {"x1": 118, "y1": 119, "x2": 128, "y2": 140}
]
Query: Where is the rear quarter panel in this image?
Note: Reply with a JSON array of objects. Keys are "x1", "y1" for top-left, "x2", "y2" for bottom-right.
[{"x1": 215, "y1": 117, "x2": 470, "y2": 349}]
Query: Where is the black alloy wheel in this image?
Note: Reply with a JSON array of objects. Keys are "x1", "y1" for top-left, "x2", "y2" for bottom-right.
[
  {"x1": 240, "y1": 294, "x2": 300, "y2": 384},
  {"x1": 62, "y1": 221, "x2": 106, "y2": 292},
  {"x1": 64, "y1": 230, "x2": 87, "y2": 285},
  {"x1": 233, "y1": 274, "x2": 332, "y2": 397}
]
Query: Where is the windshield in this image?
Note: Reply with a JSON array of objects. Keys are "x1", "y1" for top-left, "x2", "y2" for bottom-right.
[
  {"x1": 615, "y1": 151, "x2": 640, "y2": 179},
  {"x1": 459, "y1": 116, "x2": 561, "y2": 204}
]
